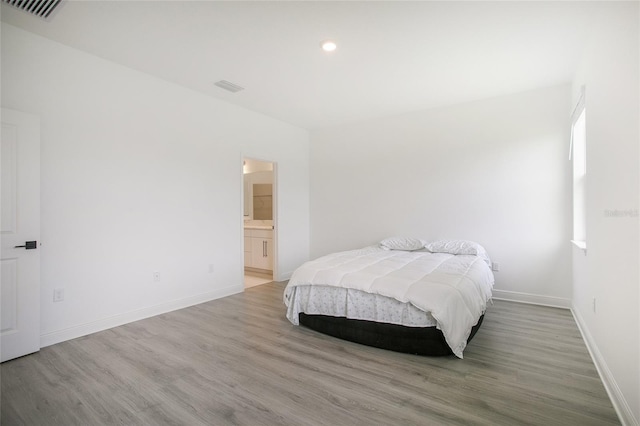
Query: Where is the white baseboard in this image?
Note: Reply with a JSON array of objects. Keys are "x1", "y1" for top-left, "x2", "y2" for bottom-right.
[
  {"x1": 492, "y1": 290, "x2": 636, "y2": 425},
  {"x1": 40, "y1": 284, "x2": 244, "y2": 348},
  {"x1": 571, "y1": 307, "x2": 638, "y2": 426},
  {"x1": 492, "y1": 289, "x2": 572, "y2": 309}
]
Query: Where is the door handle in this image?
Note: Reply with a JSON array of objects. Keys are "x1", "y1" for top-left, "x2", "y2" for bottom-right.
[{"x1": 15, "y1": 241, "x2": 37, "y2": 250}]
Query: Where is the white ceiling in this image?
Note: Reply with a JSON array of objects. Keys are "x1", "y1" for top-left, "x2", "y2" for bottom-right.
[{"x1": 1, "y1": 1, "x2": 596, "y2": 129}]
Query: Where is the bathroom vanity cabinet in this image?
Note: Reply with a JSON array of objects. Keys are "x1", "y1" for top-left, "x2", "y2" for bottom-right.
[{"x1": 244, "y1": 228, "x2": 273, "y2": 272}]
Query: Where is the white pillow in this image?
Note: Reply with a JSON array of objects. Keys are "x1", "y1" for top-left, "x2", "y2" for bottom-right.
[
  {"x1": 379, "y1": 237, "x2": 425, "y2": 251},
  {"x1": 425, "y1": 239, "x2": 491, "y2": 264}
]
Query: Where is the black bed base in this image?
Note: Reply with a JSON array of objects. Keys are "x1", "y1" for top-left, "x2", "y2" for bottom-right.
[{"x1": 298, "y1": 313, "x2": 484, "y2": 356}]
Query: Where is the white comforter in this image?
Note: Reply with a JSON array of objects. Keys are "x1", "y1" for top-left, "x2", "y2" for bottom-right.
[{"x1": 284, "y1": 246, "x2": 494, "y2": 358}]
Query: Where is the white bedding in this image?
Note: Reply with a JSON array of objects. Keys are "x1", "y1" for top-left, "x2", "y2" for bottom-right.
[
  {"x1": 284, "y1": 246, "x2": 494, "y2": 358},
  {"x1": 286, "y1": 285, "x2": 439, "y2": 327}
]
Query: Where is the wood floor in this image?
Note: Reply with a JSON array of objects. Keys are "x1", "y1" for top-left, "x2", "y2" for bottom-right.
[
  {"x1": 1, "y1": 282, "x2": 619, "y2": 425},
  {"x1": 244, "y1": 271, "x2": 274, "y2": 289}
]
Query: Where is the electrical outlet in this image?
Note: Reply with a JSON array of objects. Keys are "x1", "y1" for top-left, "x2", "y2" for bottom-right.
[
  {"x1": 153, "y1": 272, "x2": 160, "y2": 282},
  {"x1": 491, "y1": 262, "x2": 500, "y2": 272},
  {"x1": 53, "y1": 288, "x2": 64, "y2": 302}
]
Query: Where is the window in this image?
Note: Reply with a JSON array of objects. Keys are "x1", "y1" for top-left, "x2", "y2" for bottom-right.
[{"x1": 570, "y1": 90, "x2": 586, "y2": 249}]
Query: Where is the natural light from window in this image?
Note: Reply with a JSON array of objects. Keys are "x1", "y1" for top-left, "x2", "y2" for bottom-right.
[{"x1": 572, "y1": 107, "x2": 586, "y2": 246}]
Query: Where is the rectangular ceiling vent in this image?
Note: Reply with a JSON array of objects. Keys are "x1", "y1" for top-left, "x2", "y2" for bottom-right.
[
  {"x1": 214, "y1": 80, "x2": 245, "y2": 93},
  {"x1": 2, "y1": 0, "x2": 63, "y2": 20}
]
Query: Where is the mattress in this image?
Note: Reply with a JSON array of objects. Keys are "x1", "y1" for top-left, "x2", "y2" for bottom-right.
[{"x1": 284, "y1": 245, "x2": 494, "y2": 358}]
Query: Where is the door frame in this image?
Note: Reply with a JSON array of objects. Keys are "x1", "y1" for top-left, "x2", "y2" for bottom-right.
[{"x1": 241, "y1": 156, "x2": 277, "y2": 283}]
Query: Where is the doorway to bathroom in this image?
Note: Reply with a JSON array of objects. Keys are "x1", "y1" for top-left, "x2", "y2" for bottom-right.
[{"x1": 243, "y1": 158, "x2": 275, "y2": 288}]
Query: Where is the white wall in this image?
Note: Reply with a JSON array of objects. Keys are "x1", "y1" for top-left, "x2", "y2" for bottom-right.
[
  {"x1": 1, "y1": 24, "x2": 310, "y2": 345},
  {"x1": 570, "y1": 3, "x2": 639, "y2": 424},
  {"x1": 310, "y1": 84, "x2": 572, "y2": 305}
]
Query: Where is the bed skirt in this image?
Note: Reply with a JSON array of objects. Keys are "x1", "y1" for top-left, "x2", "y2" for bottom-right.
[{"x1": 298, "y1": 313, "x2": 484, "y2": 356}]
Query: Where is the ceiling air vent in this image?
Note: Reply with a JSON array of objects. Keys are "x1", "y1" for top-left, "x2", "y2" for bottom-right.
[
  {"x1": 2, "y1": 0, "x2": 63, "y2": 20},
  {"x1": 214, "y1": 80, "x2": 245, "y2": 93}
]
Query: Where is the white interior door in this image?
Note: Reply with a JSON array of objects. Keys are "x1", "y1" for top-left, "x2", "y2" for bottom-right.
[{"x1": 1, "y1": 108, "x2": 41, "y2": 362}]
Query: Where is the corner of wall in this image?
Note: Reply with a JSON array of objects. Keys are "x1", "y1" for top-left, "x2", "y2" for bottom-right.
[{"x1": 571, "y1": 305, "x2": 639, "y2": 426}]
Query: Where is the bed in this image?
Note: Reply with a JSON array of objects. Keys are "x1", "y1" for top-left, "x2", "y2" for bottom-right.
[{"x1": 283, "y1": 238, "x2": 494, "y2": 358}]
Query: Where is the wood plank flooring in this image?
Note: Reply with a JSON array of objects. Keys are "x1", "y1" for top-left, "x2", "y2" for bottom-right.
[
  {"x1": 244, "y1": 272, "x2": 274, "y2": 288},
  {"x1": 1, "y1": 282, "x2": 619, "y2": 425}
]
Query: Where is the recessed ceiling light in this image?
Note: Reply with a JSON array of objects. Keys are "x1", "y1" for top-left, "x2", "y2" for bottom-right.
[{"x1": 320, "y1": 40, "x2": 337, "y2": 52}]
